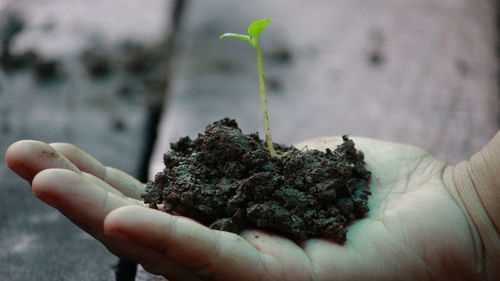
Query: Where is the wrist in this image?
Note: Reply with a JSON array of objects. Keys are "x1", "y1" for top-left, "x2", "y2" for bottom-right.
[{"x1": 450, "y1": 161, "x2": 500, "y2": 281}]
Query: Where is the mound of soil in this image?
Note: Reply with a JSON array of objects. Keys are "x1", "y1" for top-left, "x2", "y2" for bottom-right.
[{"x1": 142, "y1": 118, "x2": 371, "y2": 242}]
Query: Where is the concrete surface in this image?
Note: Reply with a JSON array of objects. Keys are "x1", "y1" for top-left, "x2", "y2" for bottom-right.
[{"x1": 0, "y1": 0, "x2": 172, "y2": 280}]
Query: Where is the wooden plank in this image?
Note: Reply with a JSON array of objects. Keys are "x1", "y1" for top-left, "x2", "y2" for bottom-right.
[
  {"x1": 143, "y1": 0, "x2": 498, "y2": 279},
  {"x1": 0, "y1": 0, "x2": 173, "y2": 280}
]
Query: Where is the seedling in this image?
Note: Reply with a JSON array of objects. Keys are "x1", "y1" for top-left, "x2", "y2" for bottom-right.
[
  {"x1": 220, "y1": 18, "x2": 279, "y2": 158},
  {"x1": 145, "y1": 18, "x2": 372, "y2": 240}
]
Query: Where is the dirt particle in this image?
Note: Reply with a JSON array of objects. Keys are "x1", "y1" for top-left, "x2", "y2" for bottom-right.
[
  {"x1": 1, "y1": 109, "x2": 10, "y2": 134},
  {"x1": 368, "y1": 51, "x2": 384, "y2": 67},
  {"x1": 367, "y1": 29, "x2": 385, "y2": 67},
  {"x1": 455, "y1": 60, "x2": 469, "y2": 77},
  {"x1": 81, "y1": 48, "x2": 112, "y2": 79},
  {"x1": 0, "y1": 13, "x2": 24, "y2": 41},
  {"x1": 117, "y1": 83, "x2": 134, "y2": 97},
  {"x1": 33, "y1": 59, "x2": 62, "y2": 82},
  {"x1": 0, "y1": 13, "x2": 29, "y2": 73},
  {"x1": 39, "y1": 151, "x2": 58, "y2": 160},
  {"x1": 1, "y1": 122, "x2": 9, "y2": 134},
  {"x1": 39, "y1": 21, "x2": 55, "y2": 33},
  {"x1": 111, "y1": 116, "x2": 126, "y2": 131},
  {"x1": 213, "y1": 59, "x2": 240, "y2": 73},
  {"x1": 268, "y1": 48, "x2": 292, "y2": 64},
  {"x1": 120, "y1": 41, "x2": 159, "y2": 75},
  {"x1": 1, "y1": 49, "x2": 39, "y2": 72},
  {"x1": 266, "y1": 77, "x2": 283, "y2": 93}
]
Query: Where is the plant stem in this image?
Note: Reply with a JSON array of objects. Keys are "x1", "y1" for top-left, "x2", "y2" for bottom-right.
[{"x1": 254, "y1": 38, "x2": 279, "y2": 158}]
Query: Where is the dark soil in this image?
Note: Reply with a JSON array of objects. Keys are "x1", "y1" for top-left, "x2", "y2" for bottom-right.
[{"x1": 142, "y1": 118, "x2": 371, "y2": 242}]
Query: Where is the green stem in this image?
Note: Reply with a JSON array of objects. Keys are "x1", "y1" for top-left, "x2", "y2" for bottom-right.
[{"x1": 254, "y1": 38, "x2": 279, "y2": 158}]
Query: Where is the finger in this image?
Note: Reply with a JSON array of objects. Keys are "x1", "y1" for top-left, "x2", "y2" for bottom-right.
[
  {"x1": 32, "y1": 168, "x2": 137, "y2": 235},
  {"x1": 104, "y1": 206, "x2": 266, "y2": 281},
  {"x1": 5, "y1": 140, "x2": 80, "y2": 182},
  {"x1": 103, "y1": 167, "x2": 145, "y2": 199},
  {"x1": 106, "y1": 240, "x2": 203, "y2": 281},
  {"x1": 240, "y1": 230, "x2": 315, "y2": 280},
  {"x1": 4, "y1": 140, "x2": 126, "y2": 197},
  {"x1": 81, "y1": 172, "x2": 124, "y2": 197},
  {"x1": 301, "y1": 238, "x2": 358, "y2": 279},
  {"x1": 50, "y1": 143, "x2": 145, "y2": 199},
  {"x1": 31, "y1": 168, "x2": 200, "y2": 281},
  {"x1": 49, "y1": 143, "x2": 106, "y2": 178}
]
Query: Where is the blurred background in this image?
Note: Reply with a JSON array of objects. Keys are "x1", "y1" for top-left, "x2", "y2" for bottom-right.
[{"x1": 0, "y1": 0, "x2": 498, "y2": 280}]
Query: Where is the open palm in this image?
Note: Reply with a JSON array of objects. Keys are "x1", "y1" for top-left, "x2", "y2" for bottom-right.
[{"x1": 5, "y1": 136, "x2": 482, "y2": 281}]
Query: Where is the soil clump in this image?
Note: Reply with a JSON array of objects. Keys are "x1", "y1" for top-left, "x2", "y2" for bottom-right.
[{"x1": 143, "y1": 118, "x2": 371, "y2": 242}]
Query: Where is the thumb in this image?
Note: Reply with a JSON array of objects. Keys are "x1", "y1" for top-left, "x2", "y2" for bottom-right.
[
  {"x1": 453, "y1": 131, "x2": 500, "y2": 280},
  {"x1": 104, "y1": 206, "x2": 266, "y2": 281}
]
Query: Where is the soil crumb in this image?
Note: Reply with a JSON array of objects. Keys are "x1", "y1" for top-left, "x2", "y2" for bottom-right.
[{"x1": 143, "y1": 118, "x2": 371, "y2": 242}]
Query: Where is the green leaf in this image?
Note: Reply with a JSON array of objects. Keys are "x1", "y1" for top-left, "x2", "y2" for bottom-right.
[
  {"x1": 247, "y1": 18, "x2": 273, "y2": 39},
  {"x1": 219, "y1": 33, "x2": 251, "y2": 44}
]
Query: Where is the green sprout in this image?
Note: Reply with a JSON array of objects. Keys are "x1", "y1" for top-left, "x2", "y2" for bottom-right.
[{"x1": 220, "y1": 18, "x2": 279, "y2": 158}]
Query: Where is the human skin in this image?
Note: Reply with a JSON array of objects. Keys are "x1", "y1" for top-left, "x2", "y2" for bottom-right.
[{"x1": 4, "y1": 133, "x2": 499, "y2": 281}]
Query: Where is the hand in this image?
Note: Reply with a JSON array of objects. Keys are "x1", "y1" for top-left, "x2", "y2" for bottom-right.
[{"x1": 5, "y1": 135, "x2": 495, "y2": 281}]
